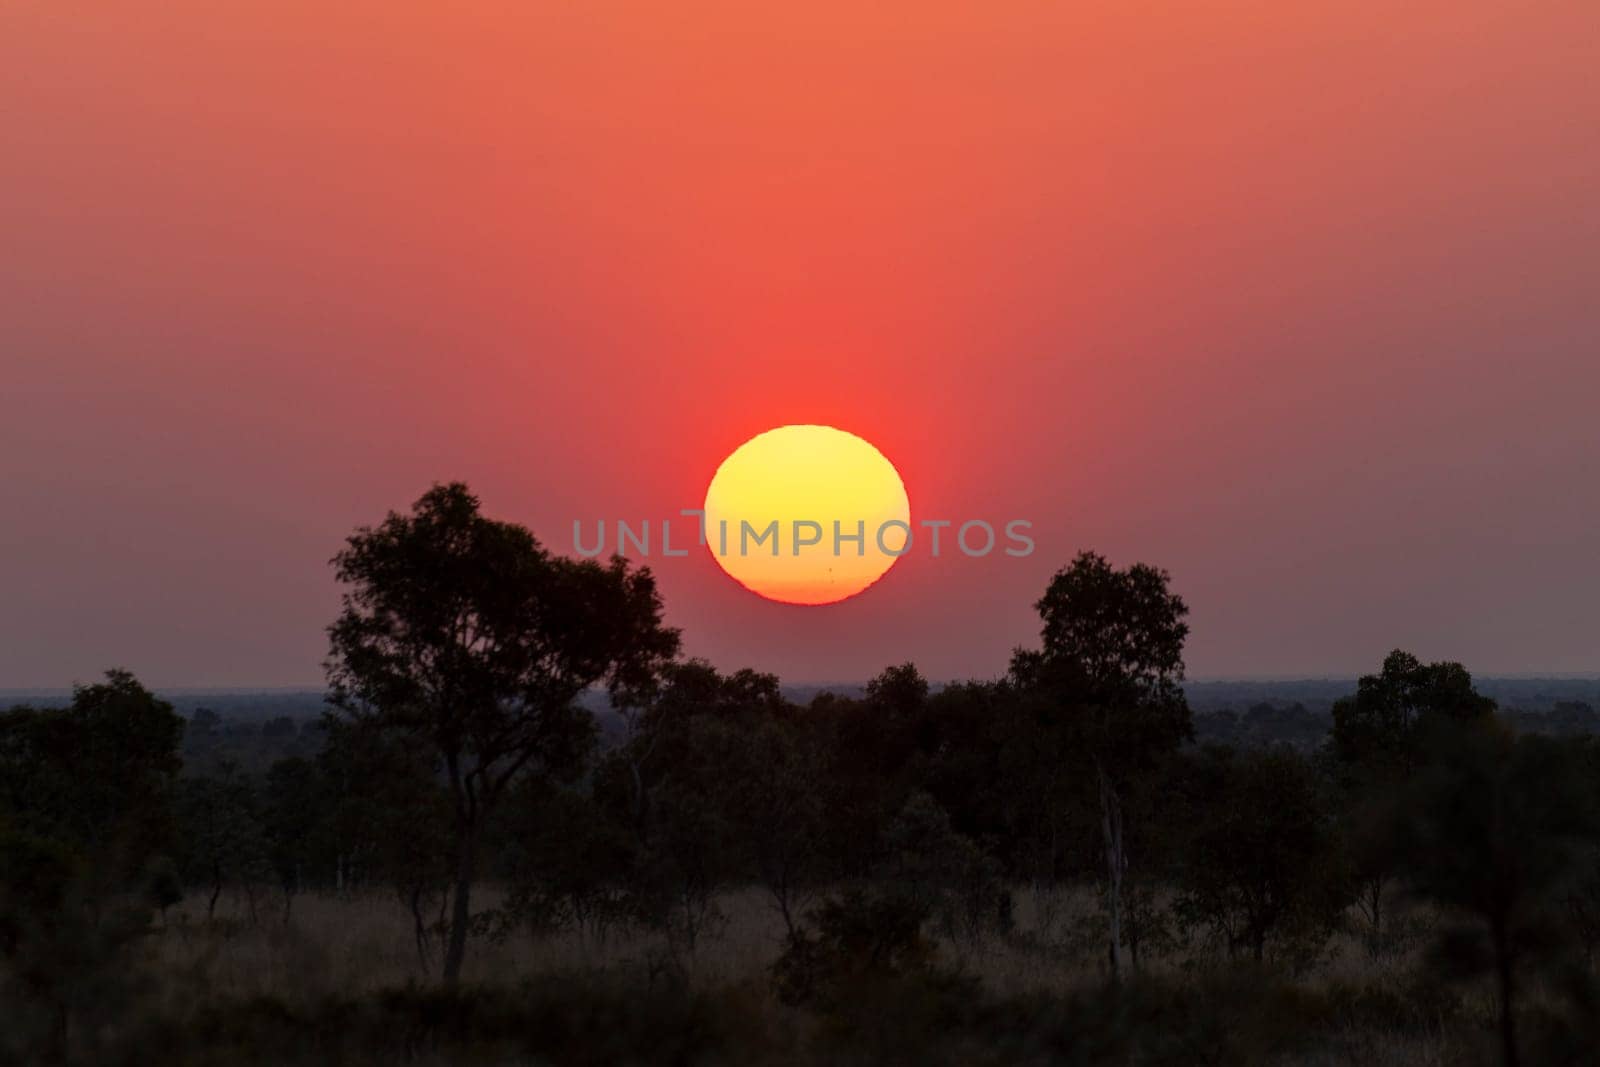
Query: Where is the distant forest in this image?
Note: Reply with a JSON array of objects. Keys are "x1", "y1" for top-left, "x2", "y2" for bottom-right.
[{"x1": 10, "y1": 675, "x2": 1599, "y2": 773}]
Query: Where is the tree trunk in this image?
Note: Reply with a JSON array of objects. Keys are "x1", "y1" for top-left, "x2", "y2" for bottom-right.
[
  {"x1": 767, "y1": 860, "x2": 796, "y2": 938},
  {"x1": 628, "y1": 758, "x2": 650, "y2": 840},
  {"x1": 1356, "y1": 874, "x2": 1385, "y2": 955},
  {"x1": 1096, "y1": 761, "x2": 1127, "y2": 980},
  {"x1": 442, "y1": 824, "x2": 475, "y2": 983},
  {"x1": 48, "y1": 1001, "x2": 68, "y2": 1064},
  {"x1": 410, "y1": 884, "x2": 430, "y2": 972},
  {"x1": 208, "y1": 862, "x2": 222, "y2": 921},
  {"x1": 1493, "y1": 915, "x2": 1519, "y2": 1067}
]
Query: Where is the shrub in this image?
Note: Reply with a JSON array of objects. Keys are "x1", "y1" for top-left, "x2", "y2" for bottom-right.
[{"x1": 772, "y1": 888, "x2": 935, "y2": 1007}]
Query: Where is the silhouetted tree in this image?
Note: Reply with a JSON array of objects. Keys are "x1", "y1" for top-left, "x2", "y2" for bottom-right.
[
  {"x1": 0, "y1": 671, "x2": 183, "y2": 884},
  {"x1": 1010, "y1": 551, "x2": 1192, "y2": 979},
  {"x1": 725, "y1": 714, "x2": 827, "y2": 936},
  {"x1": 630, "y1": 676, "x2": 758, "y2": 957},
  {"x1": 866, "y1": 662, "x2": 930, "y2": 761},
  {"x1": 325, "y1": 483, "x2": 679, "y2": 981},
  {"x1": 1330, "y1": 650, "x2": 1496, "y2": 949},
  {"x1": 1172, "y1": 746, "x2": 1346, "y2": 966},
  {"x1": 0, "y1": 672, "x2": 182, "y2": 1059},
  {"x1": 772, "y1": 888, "x2": 936, "y2": 1009},
  {"x1": 176, "y1": 762, "x2": 271, "y2": 921},
  {"x1": 801, "y1": 665, "x2": 936, "y2": 881},
  {"x1": 878, "y1": 791, "x2": 1010, "y2": 942},
  {"x1": 318, "y1": 715, "x2": 455, "y2": 968},
  {"x1": 493, "y1": 780, "x2": 637, "y2": 950},
  {"x1": 911, "y1": 681, "x2": 1013, "y2": 850},
  {"x1": 990, "y1": 680, "x2": 1084, "y2": 895},
  {"x1": 261, "y1": 756, "x2": 324, "y2": 922},
  {"x1": 140, "y1": 854, "x2": 182, "y2": 924},
  {"x1": 1396, "y1": 722, "x2": 1597, "y2": 1067},
  {"x1": 606, "y1": 660, "x2": 784, "y2": 843},
  {"x1": 1331, "y1": 650, "x2": 1496, "y2": 772},
  {"x1": 0, "y1": 825, "x2": 150, "y2": 1060}
]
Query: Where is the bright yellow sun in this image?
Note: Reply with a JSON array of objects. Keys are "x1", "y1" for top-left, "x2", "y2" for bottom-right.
[{"x1": 703, "y1": 425, "x2": 910, "y2": 605}]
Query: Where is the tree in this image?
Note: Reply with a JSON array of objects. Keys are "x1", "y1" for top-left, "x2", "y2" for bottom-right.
[
  {"x1": 1559, "y1": 738, "x2": 1600, "y2": 970},
  {"x1": 989, "y1": 679, "x2": 1084, "y2": 901},
  {"x1": 325, "y1": 482, "x2": 679, "y2": 982},
  {"x1": 318, "y1": 715, "x2": 456, "y2": 969},
  {"x1": 141, "y1": 855, "x2": 183, "y2": 924},
  {"x1": 878, "y1": 791, "x2": 1010, "y2": 942},
  {"x1": 605, "y1": 660, "x2": 784, "y2": 844},
  {"x1": 261, "y1": 756, "x2": 325, "y2": 922},
  {"x1": 801, "y1": 665, "x2": 935, "y2": 882},
  {"x1": 602, "y1": 662, "x2": 778, "y2": 962},
  {"x1": 638, "y1": 725, "x2": 739, "y2": 965},
  {"x1": 493, "y1": 780, "x2": 637, "y2": 952},
  {"x1": 911, "y1": 681, "x2": 1013, "y2": 849},
  {"x1": 771, "y1": 888, "x2": 936, "y2": 1009},
  {"x1": 0, "y1": 824, "x2": 151, "y2": 1061},
  {"x1": 176, "y1": 763, "x2": 271, "y2": 922},
  {"x1": 1397, "y1": 722, "x2": 1597, "y2": 1067},
  {"x1": 1331, "y1": 649, "x2": 1496, "y2": 772},
  {"x1": 0, "y1": 672, "x2": 182, "y2": 1059},
  {"x1": 722, "y1": 714, "x2": 827, "y2": 936},
  {"x1": 1330, "y1": 650, "x2": 1496, "y2": 949},
  {"x1": 1010, "y1": 551, "x2": 1192, "y2": 979},
  {"x1": 865, "y1": 662, "x2": 930, "y2": 761},
  {"x1": 0, "y1": 670, "x2": 184, "y2": 885},
  {"x1": 1172, "y1": 747, "x2": 1345, "y2": 966}
]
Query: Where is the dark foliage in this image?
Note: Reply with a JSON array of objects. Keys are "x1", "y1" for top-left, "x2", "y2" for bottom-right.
[{"x1": 9, "y1": 489, "x2": 1600, "y2": 1065}]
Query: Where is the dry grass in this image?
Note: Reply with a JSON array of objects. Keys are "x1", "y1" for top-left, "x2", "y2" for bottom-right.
[
  {"x1": 144, "y1": 879, "x2": 1421, "y2": 990},
  {"x1": 143, "y1": 884, "x2": 795, "y2": 1001},
  {"x1": 133, "y1": 883, "x2": 1500, "y2": 1065},
  {"x1": 146, "y1": 882, "x2": 1134, "y2": 1000}
]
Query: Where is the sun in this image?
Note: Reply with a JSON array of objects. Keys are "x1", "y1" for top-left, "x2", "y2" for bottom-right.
[{"x1": 703, "y1": 425, "x2": 910, "y2": 605}]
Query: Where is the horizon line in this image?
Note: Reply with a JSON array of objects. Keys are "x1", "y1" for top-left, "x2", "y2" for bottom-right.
[{"x1": 5, "y1": 671, "x2": 1600, "y2": 696}]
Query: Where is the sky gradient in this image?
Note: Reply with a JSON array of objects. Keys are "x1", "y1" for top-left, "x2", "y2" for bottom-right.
[{"x1": 3, "y1": 1, "x2": 1597, "y2": 687}]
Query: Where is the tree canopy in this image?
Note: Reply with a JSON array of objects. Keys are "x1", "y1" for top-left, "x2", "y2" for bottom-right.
[{"x1": 325, "y1": 482, "x2": 679, "y2": 980}]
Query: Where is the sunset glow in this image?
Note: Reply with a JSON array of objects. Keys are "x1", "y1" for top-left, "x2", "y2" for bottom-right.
[{"x1": 3, "y1": 1, "x2": 1596, "y2": 684}]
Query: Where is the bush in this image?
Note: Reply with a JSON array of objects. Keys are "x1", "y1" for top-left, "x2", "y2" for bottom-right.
[
  {"x1": 878, "y1": 792, "x2": 1013, "y2": 941},
  {"x1": 142, "y1": 855, "x2": 184, "y2": 920},
  {"x1": 772, "y1": 888, "x2": 935, "y2": 1007}
]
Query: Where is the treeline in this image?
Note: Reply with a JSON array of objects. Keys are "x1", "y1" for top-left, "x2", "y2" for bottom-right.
[{"x1": 5, "y1": 483, "x2": 1600, "y2": 1065}]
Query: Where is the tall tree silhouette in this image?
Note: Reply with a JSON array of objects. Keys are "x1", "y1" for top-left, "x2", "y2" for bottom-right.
[
  {"x1": 1331, "y1": 649, "x2": 1496, "y2": 772},
  {"x1": 1010, "y1": 551, "x2": 1191, "y2": 979},
  {"x1": 1330, "y1": 650, "x2": 1496, "y2": 949},
  {"x1": 0, "y1": 670, "x2": 183, "y2": 883},
  {"x1": 326, "y1": 483, "x2": 679, "y2": 981}
]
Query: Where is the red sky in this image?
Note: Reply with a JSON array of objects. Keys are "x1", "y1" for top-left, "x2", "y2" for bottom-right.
[{"x1": 2, "y1": 1, "x2": 1596, "y2": 687}]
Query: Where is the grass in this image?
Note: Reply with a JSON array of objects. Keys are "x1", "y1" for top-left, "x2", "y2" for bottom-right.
[{"x1": 112, "y1": 881, "x2": 1520, "y2": 1065}]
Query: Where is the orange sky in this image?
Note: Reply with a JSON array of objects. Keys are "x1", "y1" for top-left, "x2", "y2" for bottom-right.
[{"x1": 2, "y1": 1, "x2": 1596, "y2": 685}]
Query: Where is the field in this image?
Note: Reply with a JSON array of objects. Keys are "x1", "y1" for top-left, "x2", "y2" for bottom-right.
[{"x1": 106, "y1": 882, "x2": 1511, "y2": 1066}]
